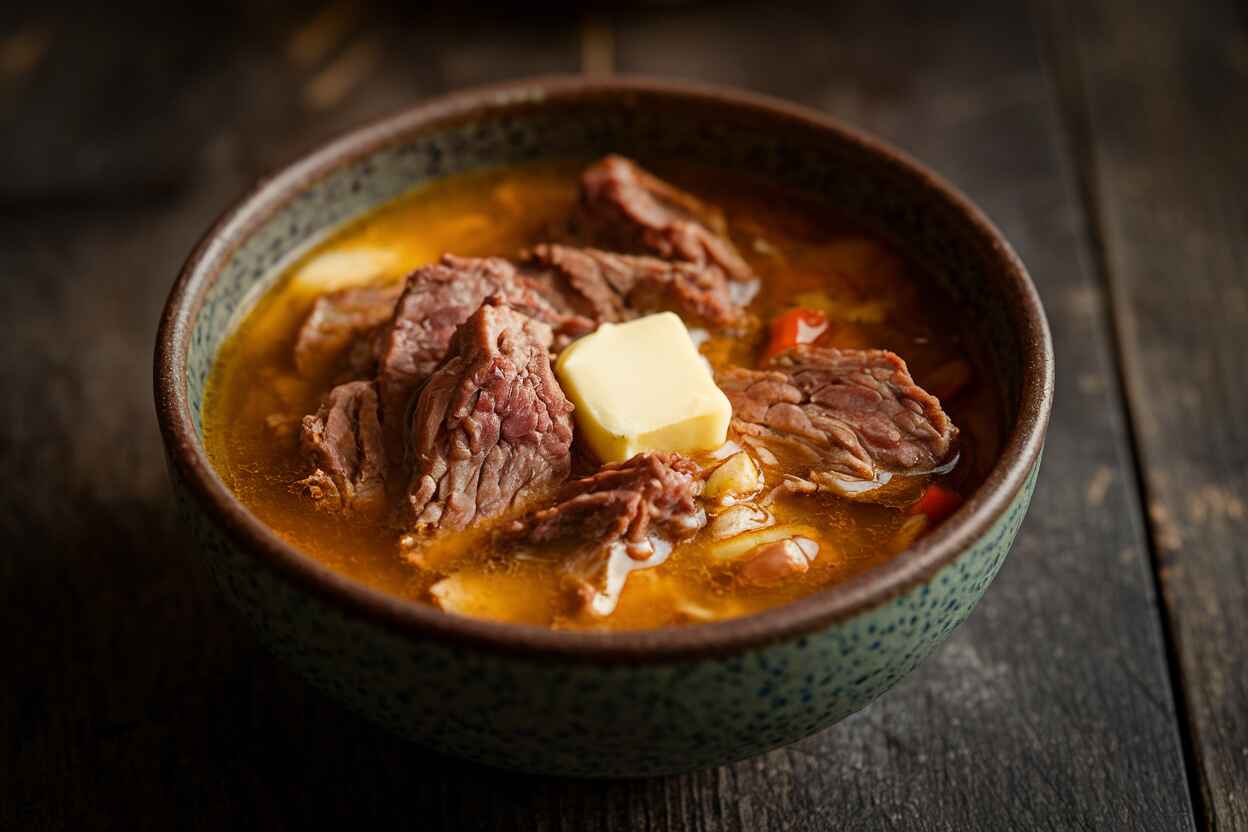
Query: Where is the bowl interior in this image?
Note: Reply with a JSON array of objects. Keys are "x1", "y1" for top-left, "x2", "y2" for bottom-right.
[{"x1": 167, "y1": 79, "x2": 1050, "y2": 656}]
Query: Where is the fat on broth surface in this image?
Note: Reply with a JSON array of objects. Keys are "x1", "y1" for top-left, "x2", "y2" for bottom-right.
[{"x1": 203, "y1": 160, "x2": 1002, "y2": 630}]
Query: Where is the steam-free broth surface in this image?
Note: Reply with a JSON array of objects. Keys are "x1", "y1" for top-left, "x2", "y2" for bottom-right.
[{"x1": 204, "y1": 160, "x2": 1002, "y2": 630}]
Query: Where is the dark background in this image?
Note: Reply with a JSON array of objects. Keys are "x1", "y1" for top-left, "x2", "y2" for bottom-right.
[{"x1": 3, "y1": 1, "x2": 1245, "y2": 829}]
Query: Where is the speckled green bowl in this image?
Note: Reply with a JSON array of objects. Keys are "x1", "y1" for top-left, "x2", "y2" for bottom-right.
[{"x1": 154, "y1": 76, "x2": 1053, "y2": 777}]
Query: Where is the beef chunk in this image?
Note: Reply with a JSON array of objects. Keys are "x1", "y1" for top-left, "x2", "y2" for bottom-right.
[
  {"x1": 521, "y1": 244, "x2": 632, "y2": 323},
  {"x1": 523, "y1": 244, "x2": 741, "y2": 327},
  {"x1": 508, "y1": 452, "x2": 706, "y2": 616},
  {"x1": 516, "y1": 452, "x2": 705, "y2": 546},
  {"x1": 718, "y1": 346, "x2": 958, "y2": 485},
  {"x1": 293, "y1": 380, "x2": 387, "y2": 517},
  {"x1": 293, "y1": 284, "x2": 402, "y2": 379},
  {"x1": 375, "y1": 255, "x2": 591, "y2": 461},
  {"x1": 404, "y1": 297, "x2": 575, "y2": 533},
  {"x1": 576, "y1": 155, "x2": 754, "y2": 282}
]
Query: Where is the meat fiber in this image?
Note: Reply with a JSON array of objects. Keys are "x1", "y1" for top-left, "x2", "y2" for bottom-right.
[
  {"x1": 404, "y1": 297, "x2": 575, "y2": 533},
  {"x1": 718, "y1": 346, "x2": 958, "y2": 484},
  {"x1": 575, "y1": 155, "x2": 755, "y2": 282},
  {"x1": 293, "y1": 380, "x2": 387, "y2": 517}
]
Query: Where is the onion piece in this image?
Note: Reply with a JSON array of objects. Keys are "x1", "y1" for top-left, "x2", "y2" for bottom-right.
[
  {"x1": 704, "y1": 452, "x2": 763, "y2": 503},
  {"x1": 707, "y1": 440, "x2": 743, "y2": 461},
  {"x1": 709, "y1": 523, "x2": 821, "y2": 561},
  {"x1": 708, "y1": 504, "x2": 774, "y2": 539},
  {"x1": 792, "y1": 536, "x2": 820, "y2": 560}
]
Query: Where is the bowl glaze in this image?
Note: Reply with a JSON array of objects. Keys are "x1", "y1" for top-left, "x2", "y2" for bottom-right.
[{"x1": 154, "y1": 76, "x2": 1053, "y2": 777}]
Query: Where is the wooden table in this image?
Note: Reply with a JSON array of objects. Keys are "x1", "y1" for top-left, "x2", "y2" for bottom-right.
[{"x1": 3, "y1": 2, "x2": 1244, "y2": 828}]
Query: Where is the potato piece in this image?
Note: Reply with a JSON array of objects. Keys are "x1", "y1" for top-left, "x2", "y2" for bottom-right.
[
  {"x1": 704, "y1": 452, "x2": 763, "y2": 503},
  {"x1": 289, "y1": 247, "x2": 399, "y2": 295},
  {"x1": 429, "y1": 571, "x2": 552, "y2": 625},
  {"x1": 709, "y1": 523, "x2": 820, "y2": 561}
]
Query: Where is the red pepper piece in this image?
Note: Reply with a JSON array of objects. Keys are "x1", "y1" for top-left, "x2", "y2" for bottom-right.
[
  {"x1": 908, "y1": 484, "x2": 963, "y2": 523},
  {"x1": 762, "y1": 308, "x2": 828, "y2": 362}
]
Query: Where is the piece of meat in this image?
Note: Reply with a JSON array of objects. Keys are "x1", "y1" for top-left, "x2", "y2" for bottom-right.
[
  {"x1": 292, "y1": 380, "x2": 387, "y2": 517},
  {"x1": 521, "y1": 244, "x2": 632, "y2": 323},
  {"x1": 718, "y1": 345, "x2": 958, "y2": 484},
  {"x1": 516, "y1": 452, "x2": 705, "y2": 547},
  {"x1": 404, "y1": 297, "x2": 575, "y2": 534},
  {"x1": 738, "y1": 539, "x2": 813, "y2": 587},
  {"x1": 375, "y1": 255, "x2": 591, "y2": 463},
  {"x1": 522, "y1": 244, "x2": 741, "y2": 327},
  {"x1": 292, "y1": 284, "x2": 403, "y2": 379},
  {"x1": 507, "y1": 452, "x2": 706, "y2": 616},
  {"x1": 575, "y1": 155, "x2": 755, "y2": 282}
]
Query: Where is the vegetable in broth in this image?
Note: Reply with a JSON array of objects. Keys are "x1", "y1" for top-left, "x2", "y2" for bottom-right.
[{"x1": 203, "y1": 158, "x2": 1002, "y2": 631}]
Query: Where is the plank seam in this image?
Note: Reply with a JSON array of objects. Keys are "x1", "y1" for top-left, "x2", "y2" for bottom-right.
[
  {"x1": 1035, "y1": 0, "x2": 1211, "y2": 828},
  {"x1": 580, "y1": 14, "x2": 615, "y2": 77}
]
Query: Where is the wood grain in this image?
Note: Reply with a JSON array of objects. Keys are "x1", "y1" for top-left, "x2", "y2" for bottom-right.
[
  {"x1": 1048, "y1": 0, "x2": 1248, "y2": 826},
  {"x1": 609, "y1": 1, "x2": 1196, "y2": 828},
  {"x1": 0, "y1": 4, "x2": 581, "y2": 830},
  {"x1": 0, "y1": 1, "x2": 1211, "y2": 829}
]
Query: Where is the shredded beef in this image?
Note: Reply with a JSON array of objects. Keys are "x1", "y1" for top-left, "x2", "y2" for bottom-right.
[
  {"x1": 575, "y1": 155, "x2": 754, "y2": 282},
  {"x1": 375, "y1": 255, "x2": 591, "y2": 462},
  {"x1": 718, "y1": 346, "x2": 958, "y2": 484},
  {"x1": 293, "y1": 380, "x2": 387, "y2": 517},
  {"x1": 515, "y1": 452, "x2": 705, "y2": 546},
  {"x1": 293, "y1": 284, "x2": 403, "y2": 379},
  {"x1": 523, "y1": 243, "x2": 740, "y2": 327},
  {"x1": 404, "y1": 297, "x2": 575, "y2": 533},
  {"x1": 507, "y1": 453, "x2": 706, "y2": 615}
]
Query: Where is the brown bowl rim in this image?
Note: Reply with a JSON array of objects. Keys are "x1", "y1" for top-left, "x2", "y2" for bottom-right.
[{"x1": 154, "y1": 74, "x2": 1054, "y2": 664}]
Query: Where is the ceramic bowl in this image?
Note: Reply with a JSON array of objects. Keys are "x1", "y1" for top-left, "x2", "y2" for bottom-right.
[{"x1": 154, "y1": 76, "x2": 1053, "y2": 777}]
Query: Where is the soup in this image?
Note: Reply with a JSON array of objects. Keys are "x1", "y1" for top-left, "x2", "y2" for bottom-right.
[{"x1": 204, "y1": 156, "x2": 1002, "y2": 630}]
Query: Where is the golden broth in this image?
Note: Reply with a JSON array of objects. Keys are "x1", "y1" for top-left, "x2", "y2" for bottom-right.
[{"x1": 203, "y1": 160, "x2": 1002, "y2": 630}]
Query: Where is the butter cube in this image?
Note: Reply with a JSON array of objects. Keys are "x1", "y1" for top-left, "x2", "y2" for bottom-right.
[{"x1": 555, "y1": 312, "x2": 731, "y2": 463}]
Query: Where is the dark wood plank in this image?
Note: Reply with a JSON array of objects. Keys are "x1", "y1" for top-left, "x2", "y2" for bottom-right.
[
  {"x1": 0, "y1": 4, "x2": 586, "y2": 830},
  {"x1": 0, "y1": 2, "x2": 582, "y2": 202},
  {"x1": 1048, "y1": 0, "x2": 1248, "y2": 826},
  {"x1": 608, "y1": 1, "x2": 1196, "y2": 829},
  {"x1": 0, "y1": 2, "x2": 1201, "y2": 830}
]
